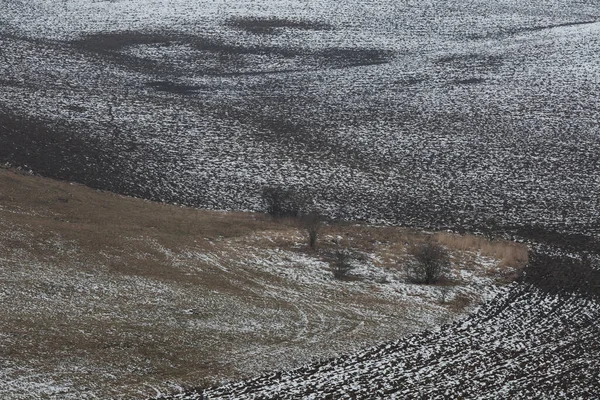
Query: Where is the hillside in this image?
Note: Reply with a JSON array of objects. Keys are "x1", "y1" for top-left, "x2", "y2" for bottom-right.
[
  {"x1": 158, "y1": 239, "x2": 600, "y2": 399},
  {"x1": 0, "y1": 168, "x2": 527, "y2": 399},
  {"x1": 1, "y1": 0, "x2": 599, "y2": 398},
  {"x1": 189, "y1": 283, "x2": 600, "y2": 399},
  {"x1": 1, "y1": 0, "x2": 600, "y2": 235}
]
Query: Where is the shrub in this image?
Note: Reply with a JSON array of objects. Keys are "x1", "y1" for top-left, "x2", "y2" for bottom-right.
[
  {"x1": 449, "y1": 292, "x2": 472, "y2": 311},
  {"x1": 406, "y1": 239, "x2": 450, "y2": 284},
  {"x1": 438, "y1": 285, "x2": 451, "y2": 303},
  {"x1": 332, "y1": 250, "x2": 355, "y2": 279}
]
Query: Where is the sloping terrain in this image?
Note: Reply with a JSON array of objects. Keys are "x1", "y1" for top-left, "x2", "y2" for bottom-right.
[
  {"x1": 162, "y1": 252, "x2": 600, "y2": 399},
  {"x1": 1, "y1": 0, "x2": 600, "y2": 235},
  {"x1": 196, "y1": 287, "x2": 600, "y2": 399},
  {"x1": 0, "y1": 168, "x2": 525, "y2": 399},
  {"x1": 1, "y1": 1, "x2": 599, "y2": 398}
]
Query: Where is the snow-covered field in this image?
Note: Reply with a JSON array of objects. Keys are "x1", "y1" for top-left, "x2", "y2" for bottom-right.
[
  {"x1": 1, "y1": 0, "x2": 600, "y2": 236},
  {"x1": 193, "y1": 283, "x2": 600, "y2": 399},
  {"x1": 0, "y1": 169, "x2": 527, "y2": 399},
  {"x1": 0, "y1": 235, "x2": 510, "y2": 399},
  {"x1": 155, "y1": 244, "x2": 600, "y2": 399},
  {"x1": 2, "y1": 1, "x2": 600, "y2": 398}
]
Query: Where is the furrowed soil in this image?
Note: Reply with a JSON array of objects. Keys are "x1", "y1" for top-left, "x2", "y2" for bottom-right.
[
  {"x1": 1, "y1": 0, "x2": 599, "y2": 237},
  {"x1": 1, "y1": 1, "x2": 599, "y2": 398}
]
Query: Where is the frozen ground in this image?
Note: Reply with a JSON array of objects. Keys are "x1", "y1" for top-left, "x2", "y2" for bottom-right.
[
  {"x1": 1, "y1": 0, "x2": 600, "y2": 237},
  {"x1": 193, "y1": 282, "x2": 600, "y2": 399},
  {"x1": 0, "y1": 168, "x2": 526, "y2": 399},
  {"x1": 159, "y1": 246, "x2": 600, "y2": 399},
  {"x1": 1, "y1": 2, "x2": 600, "y2": 398},
  {"x1": 0, "y1": 235, "x2": 511, "y2": 399}
]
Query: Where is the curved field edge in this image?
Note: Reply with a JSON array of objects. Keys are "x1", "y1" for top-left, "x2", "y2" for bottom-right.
[
  {"x1": 193, "y1": 283, "x2": 600, "y2": 399},
  {"x1": 161, "y1": 251, "x2": 600, "y2": 399},
  {"x1": 0, "y1": 167, "x2": 525, "y2": 399}
]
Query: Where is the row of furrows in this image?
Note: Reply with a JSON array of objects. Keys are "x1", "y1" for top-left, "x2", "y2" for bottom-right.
[
  {"x1": 192, "y1": 284, "x2": 599, "y2": 399},
  {"x1": 0, "y1": 6, "x2": 599, "y2": 226}
]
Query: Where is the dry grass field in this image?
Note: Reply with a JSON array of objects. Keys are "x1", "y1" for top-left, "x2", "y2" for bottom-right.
[{"x1": 0, "y1": 167, "x2": 527, "y2": 399}]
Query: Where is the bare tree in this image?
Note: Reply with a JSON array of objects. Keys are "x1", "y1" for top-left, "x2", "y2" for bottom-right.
[
  {"x1": 262, "y1": 186, "x2": 303, "y2": 218},
  {"x1": 332, "y1": 249, "x2": 355, "y2": 279},
  {"x1": 438, "y1": 285, "x2": 451, "y2": 303},
  {"x1": 302, "y1": 211, "x2": 322, "y2": 250},
  {"x1": 407, "y1": 239, "x2": 450, "y2": 284}
]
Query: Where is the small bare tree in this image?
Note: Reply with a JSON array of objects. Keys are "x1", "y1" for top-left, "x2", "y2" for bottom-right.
[
  {"x1": 407, "y1": 240, "x2": 450, "y2": 284},
  {"x1": 302, "y1": 211, "x2": 322, "y2": 250},
  {"x1": 332, "y1": 249, "x2": 354, "y2": 279},
  {"x1": 262, "y1": 186, "x2": 303, "y2": 218},
  {"x1": 438, "y1": 285, "x2": 451, "y2": 303}
]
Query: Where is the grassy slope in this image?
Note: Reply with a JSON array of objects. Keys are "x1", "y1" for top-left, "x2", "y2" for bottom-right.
[{"x1": 0, "y1": 167, "x2": 527, "y2": 399}]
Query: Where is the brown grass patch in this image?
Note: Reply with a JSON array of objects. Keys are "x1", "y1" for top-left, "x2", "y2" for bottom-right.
[
  {"x1": 434, "y1": 232, "x2": 528, "y2": 270},
  {"x1": 0, "y1": 166, "x2": 527, "y2": 398},
  {"x1": 448, "y1": 293, "x2": 473, "y2": 312}
]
